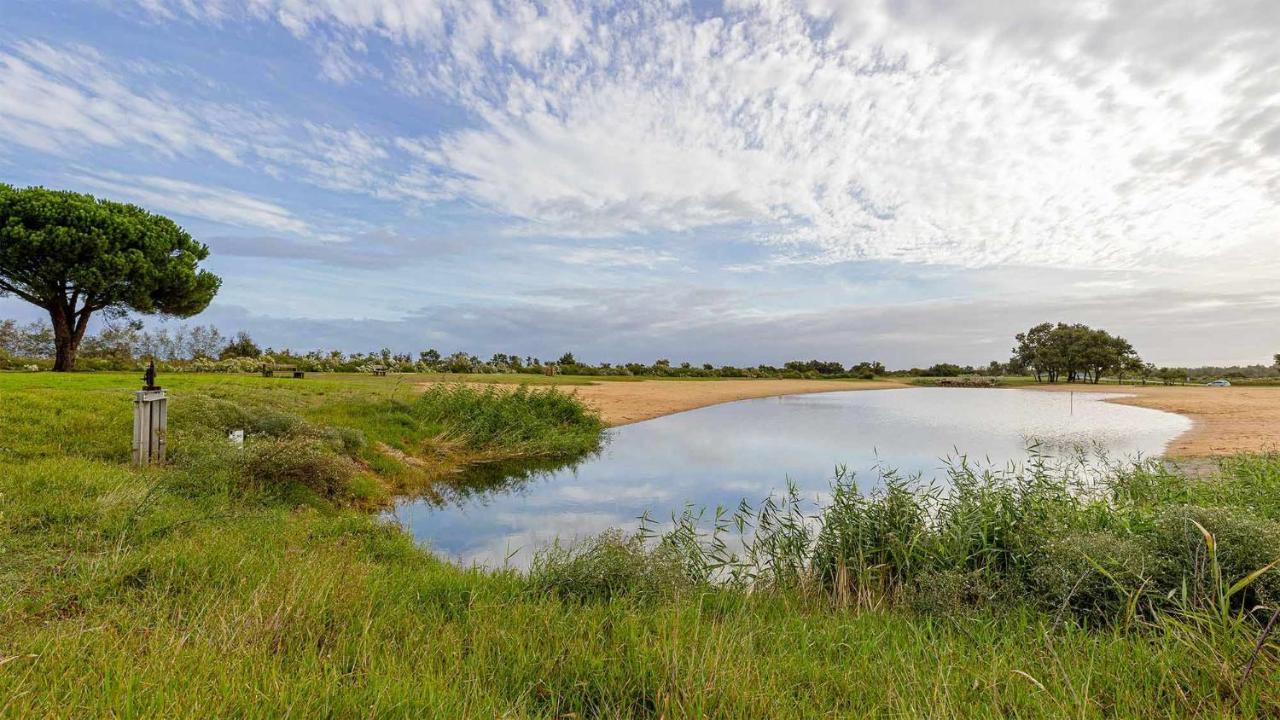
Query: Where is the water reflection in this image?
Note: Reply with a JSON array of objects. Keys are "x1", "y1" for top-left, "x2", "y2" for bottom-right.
[
  {"x1": 389, "y1": 388, "x2": 1191, "y2": 567},
  {"x1": 424, "y1": 446, "x2": 605, "y2": 508}
]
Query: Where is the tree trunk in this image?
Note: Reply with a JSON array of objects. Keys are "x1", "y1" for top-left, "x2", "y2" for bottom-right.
[{"x1": 49, "y1": 303, "x2": 91, "y2": 372}]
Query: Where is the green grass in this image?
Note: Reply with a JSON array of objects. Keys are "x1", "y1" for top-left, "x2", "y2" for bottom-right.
[{"x1": 2, "y1": 371, "x2": 1279, "y2": 717}]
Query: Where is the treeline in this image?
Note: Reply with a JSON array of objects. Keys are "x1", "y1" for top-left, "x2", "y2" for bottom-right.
[
  {"x1": 0, "y1": 319, "x2": 891, "y2": 379},
  {"x1": 2, "y1": 317, "x2": 1266, "y2": 384}
]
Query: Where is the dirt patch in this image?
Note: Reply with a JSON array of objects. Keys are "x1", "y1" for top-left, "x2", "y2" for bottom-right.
[{"x1": 1028, "y1": 384, "x2": 1280, "y2": 457}]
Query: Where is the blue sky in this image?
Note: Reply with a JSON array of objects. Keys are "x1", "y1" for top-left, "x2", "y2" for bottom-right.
[{"x1": 2, "y1": 0, "x2": 1278, "y2": 366}]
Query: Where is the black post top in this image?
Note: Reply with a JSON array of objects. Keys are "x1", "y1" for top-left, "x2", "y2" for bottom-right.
[{"x1": 142, "y1": 359, "x2": 160, "y2": 391}]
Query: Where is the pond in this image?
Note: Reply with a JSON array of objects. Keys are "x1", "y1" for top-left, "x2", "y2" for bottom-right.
[{"x1": 388, "y1": 387, "x2": 1192, "y2": 567}]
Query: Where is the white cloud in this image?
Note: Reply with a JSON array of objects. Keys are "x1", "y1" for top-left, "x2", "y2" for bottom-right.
[
  {"x1": 131, "y1": 0, "x2": 1280, "y2": 269},
  {"x1": 70, "y1": 170, "x2": 311, "y2": 235},
  {"x1": 0, "y1": 41, "x2": 240, "y2": 162}
]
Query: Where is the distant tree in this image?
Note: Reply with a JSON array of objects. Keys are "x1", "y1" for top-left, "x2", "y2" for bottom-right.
[
  {"x1": 557, "y1": 352, "x2": 577, "y2": 366},
  {"x1": 1013, "y1": 322, "x2": 1055, "y2": 382},
  {"x1": 1013, "y1": 322, "x2": 1138, "y2": 384},
  {"x1": 1118, "y1": 353, "x2": 1146, "y2": 385},
  {"x1": 81, "y1": 318, "x2": 144, "y2": 364},
  {"x1": 445, "y1": 352, "x2": 473, "y2": 373},
  {"x1": 0, "y1": 318, "x2": 55, "y2": 358},
  {"x1": 922, "y1": 363, "x2": 966, "y2": 377},
  {"x1": 0, "y1": 319, "x2": 15, "y2": 359},
  {"x1": 187, "y1": 324, "x2": 225, "y2": 359},
  {"x1": 0, "y1": 185, "x2": 220, "y2": 370},
  {"x1": 219, "y1": 331, "x2": 262, "y2": 359},
  {"x1": 1274, "y1": 353, "x2": 1280, "y2": 370}
]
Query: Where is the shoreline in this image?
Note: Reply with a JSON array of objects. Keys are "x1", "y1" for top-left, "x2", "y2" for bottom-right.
[
  {"x1": 561, "y1": 378, "x2": 910, "y2": 427},
  {"x1": 1021, "y1": 383, "x2": 1280, "y2": 457}
]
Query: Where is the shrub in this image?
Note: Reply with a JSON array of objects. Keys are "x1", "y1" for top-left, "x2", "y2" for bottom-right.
[
  {"x1": 317, "y1": 425, "x2": 366, "y2": 458},
  {"x1": 907, "y1": 569, "x2": 1006, "y2": 615},
  {"x1": 1028, "y1": 531, "x2": 1159, "y2": 620},
  {"x1": 171, "y1": 395, "x2": 252, "y2": 433},
  {"x1": 1150, "y1": 505, "x2": 1280, "y2": 611},
  {"x1": 240, "y1": 437, "x2": 359, "y2": 499},
  {"x1": 166, "y1": 429, "x2": 243, "y2": 498},
  {"x1": 247, "y1": 409, "x2": 305, "y2": 438}
]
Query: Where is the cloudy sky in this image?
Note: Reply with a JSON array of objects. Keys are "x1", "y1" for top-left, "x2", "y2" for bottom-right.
[{"x1": 2, "y1": 0, "x2": 1277, "y2": 366}]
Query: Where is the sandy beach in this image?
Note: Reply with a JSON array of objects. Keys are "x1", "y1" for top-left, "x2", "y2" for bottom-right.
[
  {"x1": 1027, "y1": 383, "x2": 1280, "y2": 457},
  {"x1": 563, "y1": 378, "x2": 909, "y2": 426}
]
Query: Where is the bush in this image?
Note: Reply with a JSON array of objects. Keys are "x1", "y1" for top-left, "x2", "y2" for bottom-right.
[
  {"x1": 317, "y1": 425, "x2": 366, "y2": 458},
  {"x1": 1028, "y1": 531, "x2": 1159, "y2": 620},
  {"x1": 248, "y1": 409, "x2": 305, "y2": 438},
  {"x1": 240, "y1": 437, "x2": 359, "y2": 499},
  {"x1": 1150, "y1": 505, "x2": 1280, "y2": 611},
  {"x1": 907, "y1": 569, "x2": 1006, "y2": 615},
  {"x1": 171, "y1": 395, "x2": 253, "y2": 432},
  {"x1": 166, "y1": 429, "x2": 243, "y2": 498}
]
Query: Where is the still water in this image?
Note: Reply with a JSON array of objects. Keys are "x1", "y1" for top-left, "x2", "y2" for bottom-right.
[{"x1": 389, "y1": 388, "x2": 1191, "y2": 566}]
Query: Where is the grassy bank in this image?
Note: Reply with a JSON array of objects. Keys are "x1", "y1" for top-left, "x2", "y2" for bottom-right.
[{"x1": 2, "y1": 372, "x2": 1278, "y2": 717}]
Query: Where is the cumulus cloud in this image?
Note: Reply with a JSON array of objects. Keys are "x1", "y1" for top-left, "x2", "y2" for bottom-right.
[{"x1": 130, "y1": 0, "x2": 1280, "y2": 268}]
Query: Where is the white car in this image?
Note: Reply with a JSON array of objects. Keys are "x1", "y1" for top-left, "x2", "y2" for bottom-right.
[{"x1": 1205, "y1": 379, "x2": 1231, "y2": 387}]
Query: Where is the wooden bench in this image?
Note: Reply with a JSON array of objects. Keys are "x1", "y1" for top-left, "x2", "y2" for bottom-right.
[{"x1": 261, "y1": 363, "x2": 304, "y2": 379}]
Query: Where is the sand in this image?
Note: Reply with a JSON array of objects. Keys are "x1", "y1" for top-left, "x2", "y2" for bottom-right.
[
  {"x1": 562, "y1": 379, "x2": 908, "y2": 427},
  {"x1": 1028, "y1": 384, "x2": 1280, "y2": 457}
]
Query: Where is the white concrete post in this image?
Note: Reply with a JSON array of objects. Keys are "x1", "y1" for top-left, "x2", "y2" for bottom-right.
[{"x1": 133, "y1": 389, "x2": 168, "y2": 466}]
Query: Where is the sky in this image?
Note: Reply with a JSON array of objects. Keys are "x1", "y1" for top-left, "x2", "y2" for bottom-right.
[{"x1": 1, "y1": 0, "x2": 1277, "y2": 367}]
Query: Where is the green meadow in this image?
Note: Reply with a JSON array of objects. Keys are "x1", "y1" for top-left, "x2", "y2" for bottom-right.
[{"x1": 2, "y1": 371, "x2": 1278, "y2": 718}]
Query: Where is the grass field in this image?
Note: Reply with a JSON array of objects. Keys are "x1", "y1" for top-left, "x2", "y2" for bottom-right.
[{"x1": 2, "y1": 371, "x2": 1279, "y2": 717}]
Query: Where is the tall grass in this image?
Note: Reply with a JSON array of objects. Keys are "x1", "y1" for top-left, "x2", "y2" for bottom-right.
[
  {"x1": 412, "y1": 382, "x2": 605, "y2": 461},
  {"x1": 577, "y1": 457, "x2": 1280, "y2": 622}
]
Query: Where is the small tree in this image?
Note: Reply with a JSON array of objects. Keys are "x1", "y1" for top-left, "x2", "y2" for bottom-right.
[
  {"x1": 220, "y1": 331, "x2": 262, "y2": 359},
  {"x1": 0, "y1": 185, "x2": 220, "y2": 370}
]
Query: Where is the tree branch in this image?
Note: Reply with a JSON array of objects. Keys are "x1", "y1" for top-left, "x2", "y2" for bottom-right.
[{"x1": 0, "y1": 277, "x2": 45, "y2": 306}]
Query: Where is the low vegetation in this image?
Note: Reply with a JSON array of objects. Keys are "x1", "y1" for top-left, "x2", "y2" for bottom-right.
[{"x1": 2, "y1": 371, "x2": 1279, "y2": 716}]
